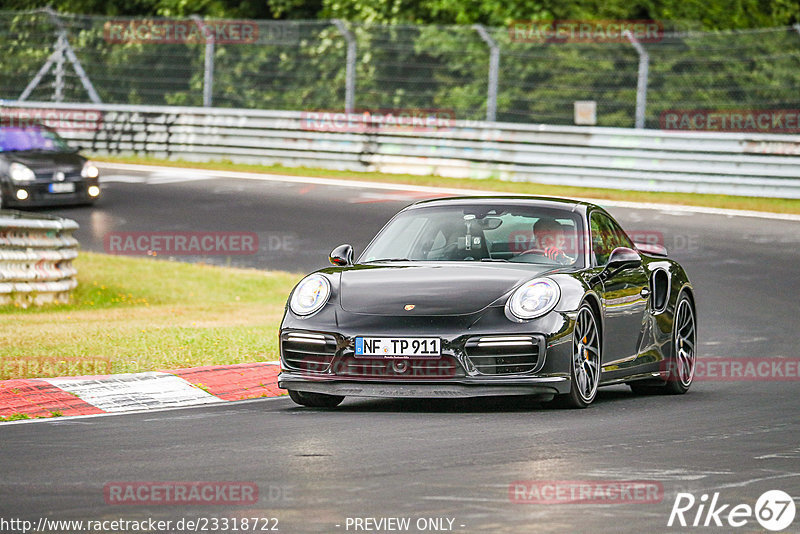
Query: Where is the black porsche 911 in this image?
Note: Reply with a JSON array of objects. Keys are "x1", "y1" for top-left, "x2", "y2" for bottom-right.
[
  {"x1": 0, "y1": 124, "x2": 100, "y2": 208},
  {"x1": 278, "y1": 196, "x2": 696, "y2": 409}
]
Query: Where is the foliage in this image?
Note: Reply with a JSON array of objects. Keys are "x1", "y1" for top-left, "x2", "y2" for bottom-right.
[{"x1": 0, "y1": 5, "x2": 797, "y2": 128}]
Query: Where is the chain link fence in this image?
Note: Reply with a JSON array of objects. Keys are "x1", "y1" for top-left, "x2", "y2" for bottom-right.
[{"x1": 1, "y1": 9, "x2": 799, "y2": 128}]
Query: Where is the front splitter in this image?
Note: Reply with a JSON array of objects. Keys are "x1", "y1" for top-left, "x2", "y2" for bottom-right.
[{"x1": 278, "y1": 376, "x2": 568, "y2": 398}]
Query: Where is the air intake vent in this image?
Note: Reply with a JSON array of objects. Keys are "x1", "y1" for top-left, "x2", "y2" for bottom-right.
[
  {"x1": 464, "y1": 335, "x2": 544, "y2": 375},
  {"x1": 335, "y1": 354, "x2": 464, "y2": 378},
  {"x1": 281, "y1": 331, "x2": 338, "y2": 373},
  {"x1": 650, "y1": 269, "x2": 670, "y2": 314}
]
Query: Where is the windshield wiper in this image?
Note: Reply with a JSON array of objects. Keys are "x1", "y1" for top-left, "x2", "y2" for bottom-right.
[{"x1": 481, "y1": 258, "x2": 509, "y2": 262}]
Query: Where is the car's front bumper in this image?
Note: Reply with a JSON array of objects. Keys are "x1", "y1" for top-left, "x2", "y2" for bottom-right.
[
  {"x1": 277, "y1": 305, "x2": 576, "y2": 399},
  {"x1": 2, "y1": 179, "x2": 99, "y2": 207}
]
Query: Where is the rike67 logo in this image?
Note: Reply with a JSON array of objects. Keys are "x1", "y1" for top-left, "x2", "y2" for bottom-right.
[{"x1": 668, "y1": 490, "x2": 796, "y2": 531}]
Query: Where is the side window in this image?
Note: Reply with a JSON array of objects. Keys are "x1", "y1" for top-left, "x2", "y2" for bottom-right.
[{"x1": 590, "y1": 211, "x2": 632, "y2": 266}]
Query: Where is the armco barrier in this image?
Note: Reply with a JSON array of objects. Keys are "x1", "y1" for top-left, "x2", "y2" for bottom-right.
[
  {"x1": 0, "y1": 210, "x2": 79, "y2": 306},
  {"x1": 2, "y1": 101, "x2": 800, "y2": 198}
]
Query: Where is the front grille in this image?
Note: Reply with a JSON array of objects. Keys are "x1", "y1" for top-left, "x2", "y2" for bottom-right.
[
  {"x1": 281, "y1": 332, "x2": 338, "y2": 373},
  {"x1": 464, "y1": 335, "x2": 543, "y2": 375},
  {"x1": 335, "y1": 354, "x2": 464, "y2": 379}
]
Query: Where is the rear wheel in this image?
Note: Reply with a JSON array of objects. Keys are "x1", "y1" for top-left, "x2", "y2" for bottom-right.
[
  {"x1": 555, "y1": 304, "x2": 601, "y2": 408},
  {"x1": 287, "y1": 389, "x2": 345, "y2": 408},
  {"x1": 664, "y1": 294, "x2": 696, "y2": 394},
  {"x1": 630, "y1": 292, "x2": 696, "y2": 395}
]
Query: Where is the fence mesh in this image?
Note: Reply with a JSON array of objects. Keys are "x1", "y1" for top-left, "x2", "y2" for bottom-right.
[{"x1": 1, "y1": 9, "x2": 798, "y2": 128}]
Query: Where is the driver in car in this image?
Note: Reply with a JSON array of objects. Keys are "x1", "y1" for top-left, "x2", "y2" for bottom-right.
[{"x1": 531, "y1": 217, "x2": 574, "y2": 265}]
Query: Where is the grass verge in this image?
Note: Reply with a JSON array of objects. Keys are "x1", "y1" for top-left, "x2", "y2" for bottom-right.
[
  {"x1": 94, "y1": 155, "x2": 800, "y2": 215},
  {"x1": 1, "y1": 252, "x2": 300, "y2": 379}
]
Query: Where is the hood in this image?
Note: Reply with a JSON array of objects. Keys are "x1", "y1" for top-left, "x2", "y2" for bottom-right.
[
  {"x1": 338, "y1": 262, "x2": 554, "y2": 316},
  {"x1": 2, "y1": 150, "x2": 84, "y2": 175}
]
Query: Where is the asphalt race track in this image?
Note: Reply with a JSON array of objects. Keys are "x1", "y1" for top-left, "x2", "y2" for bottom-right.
[{"x1": 2, "y1": 163, "x2": 799, "y2": 533}]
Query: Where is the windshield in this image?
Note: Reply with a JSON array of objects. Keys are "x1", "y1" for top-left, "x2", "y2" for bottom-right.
[
  {"x1": 361, "y1": 204, "x2": 586, "y2": 267},
  {"x1": 0, "y1": 126, "x2": 72, "y2": 153}
]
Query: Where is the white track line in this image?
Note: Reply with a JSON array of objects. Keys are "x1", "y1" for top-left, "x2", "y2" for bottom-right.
[
  {"x1": 97, "y1": 162, "x2": 800, "y2": 222},
  {"x1": 0, "y1": 395, "x2": 289, "y2": 426}
]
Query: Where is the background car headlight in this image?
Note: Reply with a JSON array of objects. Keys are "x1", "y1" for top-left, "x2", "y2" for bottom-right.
[
  {"x1": 81, "y1": 161, "x2": 99, "y2": 178},
  {"x1": 9, "y1": 162, "x2": 35, "y2": 182},
  {"x1": 289, "y1": 274, "x2": 331, "y2": 316},
  {"x1": 507, "y1": 277, "x2": 561, "y2": 320}
]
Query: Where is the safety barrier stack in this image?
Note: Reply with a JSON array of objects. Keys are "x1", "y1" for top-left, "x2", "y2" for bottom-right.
[{"x1": 0, "y1": 210, "x2": 79, "y2": 307}]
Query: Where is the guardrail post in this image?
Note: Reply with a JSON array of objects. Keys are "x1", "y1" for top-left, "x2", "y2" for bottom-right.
[
  {"x1": 624, "y1": 30, "x2": 649, "y2": 129},
  {"x1": 473, "y1": 24, "x2": 499, "y2": 123},
  {"x1": 332, "y1": 19, "x2": 356, "y2": 113},
  {"x1": 191, "y1": 15, "x2": 215, "y2": 107}
]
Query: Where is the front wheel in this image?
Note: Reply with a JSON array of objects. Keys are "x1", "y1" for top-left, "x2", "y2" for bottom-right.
[
  {"x1": 554, "y1": 304, "x2": 601, "y2": 408},
  {"x1": 288, "y1": 389, "x2": 345, "y2": 408}
]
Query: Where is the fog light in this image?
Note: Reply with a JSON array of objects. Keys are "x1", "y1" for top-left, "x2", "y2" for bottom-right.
[
  {"x1": 16, "y1": 189, "x2": 29, "y2": 200},
  {"x1": 88, "y1": 185, "x2": 100, "y2": 197}
]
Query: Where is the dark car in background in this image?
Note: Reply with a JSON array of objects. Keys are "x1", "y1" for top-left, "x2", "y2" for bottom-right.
[{"x1": 0, "y1": 124, "x2": 100, "y2": 209}]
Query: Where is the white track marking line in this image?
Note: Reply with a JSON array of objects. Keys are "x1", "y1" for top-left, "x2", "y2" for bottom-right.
[
  {"x1": 97, "y1": 162, "x2": 800, "y2": 222},
  {"x1": 0, "y1": 395, "x2": 290, "y2": 426}
]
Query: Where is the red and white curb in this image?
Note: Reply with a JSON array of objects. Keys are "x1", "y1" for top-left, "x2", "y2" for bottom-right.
[{"x1": 0, "y1": 362, "x2": 283, "y2": 420}]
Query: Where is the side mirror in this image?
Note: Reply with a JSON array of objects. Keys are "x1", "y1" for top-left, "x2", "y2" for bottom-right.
[
  {"x1": 606, "y1": 247, "x2": 641, "y2": 270},
  {"x1": 329, "y1": 244, "x2": 354, "y2": 266}
]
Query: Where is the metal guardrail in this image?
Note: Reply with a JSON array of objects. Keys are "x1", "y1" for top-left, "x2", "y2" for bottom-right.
[
  {"x1": 2, "y1": 101, "x2": 800, "y2": 198},
  {"x1": 0, "y1": 210, "x2": 79, "y2": 307}
]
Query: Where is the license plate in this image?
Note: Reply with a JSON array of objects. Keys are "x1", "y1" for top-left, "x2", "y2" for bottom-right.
[
  {"x1": 355, "y1": 337, "x2": 441, "y2": 358},
  {"x1": 49, "y1": 182, "x2": 75, "y2": 193}
]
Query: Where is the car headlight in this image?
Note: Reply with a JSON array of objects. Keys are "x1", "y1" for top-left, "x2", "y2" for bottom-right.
[
  {"x1": 507, "y1": 277, "x2": 561, "y2": 320},
  {"x1": 289, "y1": 274, "x2": 331, "y2": 316},
  {"x1": 81, "y1": 161, "x2": 99, "y2": 178},
  {"x1": 9, "y1": 163, "x2": 35, "y2": 182}
]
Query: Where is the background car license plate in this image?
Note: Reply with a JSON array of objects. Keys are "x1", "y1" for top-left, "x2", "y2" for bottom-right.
[
  {"x1": 49, "y1": 182, "x2": 75, "y2": 193},
  {"x1": 355, "y1": 337, "x2": 440, "y2": 358}
]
